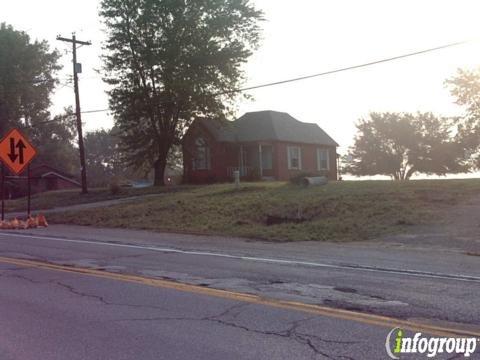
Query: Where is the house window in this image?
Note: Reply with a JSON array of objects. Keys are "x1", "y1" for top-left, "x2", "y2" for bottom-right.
[
  {"x1": 317, "y1": 148, "x2": 330, "y2": 170},
  {"x1": 193, "y1": 137, "x2": 210, "y2": 170},
  {"x1": 287, "y1": 146, "x2": 302, "y2": 170}
]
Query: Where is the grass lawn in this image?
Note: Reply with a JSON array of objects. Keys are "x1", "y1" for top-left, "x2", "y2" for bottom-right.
[
  {"x1": 43, "y1": 179, "x2": 480, "y2": 242},
  {"x1": 4, "y1": 185, "x2": 196, "y2": 213}
]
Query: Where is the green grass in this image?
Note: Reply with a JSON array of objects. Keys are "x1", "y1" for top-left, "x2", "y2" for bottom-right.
[
  {"x1": 44, "y1": 179, "x2": 480, "y2": 242},
  {"x1": 5, "y1": 185, "x2": 196, "y2": 213}
]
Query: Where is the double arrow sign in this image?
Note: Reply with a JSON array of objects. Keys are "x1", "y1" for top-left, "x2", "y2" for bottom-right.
[
  {"x1": 7, "y1": 138, "x2": 27, "y2": 164},
  {"x1": 0, "y1": 129, "x2": 37, "y2": 175}
]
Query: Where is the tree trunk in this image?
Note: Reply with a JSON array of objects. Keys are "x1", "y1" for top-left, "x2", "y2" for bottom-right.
[
  {"x1": 153, "y1": 157, "x2": 166, "y2": 186},
  {"x1": 405, "y1": 167, "x2": 416, "y2": 180}
]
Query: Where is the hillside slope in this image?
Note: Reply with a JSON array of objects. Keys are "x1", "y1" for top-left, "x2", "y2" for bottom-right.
[{"x1": 45, "y1": 180, "x2": 480, "y2": 242}]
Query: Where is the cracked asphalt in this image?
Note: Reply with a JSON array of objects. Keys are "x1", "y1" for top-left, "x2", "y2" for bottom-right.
[
  {"x1": 0, "y1": 262, "x2": 384, "y2": 360},
  {"x1": 0, "y1": 225, "x2": 479, "y2": 359}
]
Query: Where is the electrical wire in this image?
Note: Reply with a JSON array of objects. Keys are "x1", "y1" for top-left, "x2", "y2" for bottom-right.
[{"x1": 21, "y1": 38, "x2": 477, "y2": 124}]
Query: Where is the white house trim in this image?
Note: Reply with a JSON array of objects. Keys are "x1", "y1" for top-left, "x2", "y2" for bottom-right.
[
  {"x1": 316, "y1": 148, "x2": 330, "y2": 171},
  {"x1": 287, "y1": 146, "x2": 302, "y2": 170}
]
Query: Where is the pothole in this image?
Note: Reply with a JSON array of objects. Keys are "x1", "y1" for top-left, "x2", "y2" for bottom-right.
[{"x1": 333, "y1": 287, "x2": 357, "y2": 294}]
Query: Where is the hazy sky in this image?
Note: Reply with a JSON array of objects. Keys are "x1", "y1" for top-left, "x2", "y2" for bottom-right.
[{"x1": 4, "y1": 0, "x2": 480, "y2": 159}]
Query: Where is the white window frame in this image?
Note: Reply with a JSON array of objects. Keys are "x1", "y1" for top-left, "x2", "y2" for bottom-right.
[
  {"x1": 193, "y1": 137, "x2": 210, "y2": 170},
  {"x1": 287, "y1": 146, "x2": 302, "y2": 170},
  {"x1": 317, "y1": 148, "x2": 330, "y2": 171}
]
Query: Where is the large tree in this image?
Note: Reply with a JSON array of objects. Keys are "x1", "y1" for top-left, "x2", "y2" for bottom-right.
[
  {"x1": 446, "y1": 67, "x2": 480, "y2": 168},
  {"x1": 0, "y1": 24, "x2": 80, "y2": 175},
  {"x1": 100, "y1": 0, "x2": 263, "y2": 185},
  {"x1": 84, "y1": 128, "x2": 125, "y2": 187},
  {"x1": 344, "y1": 112, "x2": 469, "y2": 180},
  {"x1": 0, "y1": 23, "x2": 60, "y2": 134}
]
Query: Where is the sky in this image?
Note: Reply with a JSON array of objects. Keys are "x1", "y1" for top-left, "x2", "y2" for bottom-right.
[{"x1": 3, "y1": 0, "x2": 480, "y2": 175}]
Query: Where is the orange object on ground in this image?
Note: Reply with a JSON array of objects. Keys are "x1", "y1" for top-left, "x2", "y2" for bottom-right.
[
  {"x1": 10, "y1": 218, "x2": 19, "y2": 229},
  {"x1": 0, "y1": 215, "x2": 47, "y2": 230},
  {"x1": 0, "y1": 221, "x2": 12, "y2": 229},
  {"x1": 26, "y1": 216, "x2": 38, "y2": 229},
  {"x1": 37, "y1": 214, "x2": 48, "y2": 228}
]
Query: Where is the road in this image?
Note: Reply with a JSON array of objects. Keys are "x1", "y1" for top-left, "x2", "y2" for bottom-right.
[{"x1": 0, "y1": 225, "x2": 479, "y2": 359}]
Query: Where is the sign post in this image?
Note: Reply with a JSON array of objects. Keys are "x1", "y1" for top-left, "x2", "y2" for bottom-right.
[
  {"x1": 27, "y1": 164, "x2": 31, "y2": 217},
  {"x1": 1, "y1": 163, "x2": 4, "y2": 221},
  {"x1": 0, "y1": 129, "x2": 38, "y2": 219}
]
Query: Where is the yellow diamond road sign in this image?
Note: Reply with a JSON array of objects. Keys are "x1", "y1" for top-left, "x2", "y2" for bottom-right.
[{"x1": 0, "y1": 128, "x2": 38, "y2": 175}]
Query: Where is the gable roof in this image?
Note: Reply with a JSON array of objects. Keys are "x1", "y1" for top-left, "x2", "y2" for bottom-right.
[
  {"x1": 13, "y1": 164, "x2": 81, "y2": 186},
  {"x1": 197, "y1": 111, "x2": 338, "y2": 146},
  {"x1": 39, "y1": 171, "x2": 81, "y2": 186},
  {"x1": 29, "y1": 164, "x2": 76, "y2": 179}
]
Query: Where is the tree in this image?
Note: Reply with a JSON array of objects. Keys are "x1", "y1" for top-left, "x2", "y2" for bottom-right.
[
  {"x1": 344, "y1": 112, "x2": 469, "y2": 180},
  {"x1": 0, "y1": 24, "x2": 80, "y2": 175},
  {"x1": 446, "y1": 68, "x2": 480, "y2": 168},
  {"x1": 30, "y1": 108, "x2": 79, "y2": 175},
  {"x1": 85, "y1": 128, "x2": 183, "y2": 187},
  {"x1": 84, "y1": 128, "x2": 125, "y2": 187},
  {"x1": 0, "y1": 23, "x2": 60, "y2": 134},
  {"x1": 100, "y1": 0, "x2": 263, "y2": 185}
]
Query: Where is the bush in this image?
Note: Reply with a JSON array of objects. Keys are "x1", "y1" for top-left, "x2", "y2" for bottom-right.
[{"x1": 109, "y1": 179, "x2": 122, "y2": 195}]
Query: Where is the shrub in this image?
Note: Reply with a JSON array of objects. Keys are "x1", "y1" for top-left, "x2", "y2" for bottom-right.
[{"x1": 109, "y1": 179, "x2": 122, "y2": 195}]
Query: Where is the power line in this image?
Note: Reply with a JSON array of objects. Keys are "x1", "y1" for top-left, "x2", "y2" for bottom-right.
[
  {"x1": 0, "y1": 74, "x2": 79, "y2": 87},
  {"x1": 220, "y1": 39, "x2": 471, "y2": 94},
  {"x1": 27, "y1": 38, "x2": 476, "y2": 120},
  {"x1": 79, "y1": 39, "x2": 473, "y2": 115},
  {"x1": 22, "y1": 105, "x2": 99, "y2": 129},
  {"x1": 81, "y1": 108, "x2": 110, "y2": 114},
  {"x1": 26, "y1": 117, "x2": 72, "y2": 128}
]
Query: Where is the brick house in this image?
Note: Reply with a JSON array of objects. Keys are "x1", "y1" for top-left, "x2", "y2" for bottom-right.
[
  {"x1": 28, "y1": 164, "x2": 81, "y2": 192},
  {"x1": 3, "y1": 164, "x2": 81, "y2": 199},
  {"x1": 183, "y1": 111, "x2": 338, "y2": 183}
]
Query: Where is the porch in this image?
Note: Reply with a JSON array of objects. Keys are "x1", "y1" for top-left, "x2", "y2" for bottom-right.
[{"x1": 226, "y1": 143, "x2": 275, "y2": 180}]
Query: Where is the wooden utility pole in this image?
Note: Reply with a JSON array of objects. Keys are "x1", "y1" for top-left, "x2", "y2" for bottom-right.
[{"x1": 57, "y1": 34, "x2": 91, "y2": 194}]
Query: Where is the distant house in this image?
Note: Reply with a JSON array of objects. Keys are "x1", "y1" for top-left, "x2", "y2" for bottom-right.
[
  {"x1": 3, "y1": 164, "x2": 80, "y2": 199},
  {"x1": 183, "y1": 111, "x2": 338, "y2": 183},
  {"x1": 29, "y1": 164, "x2": 81, "y2": 192}
]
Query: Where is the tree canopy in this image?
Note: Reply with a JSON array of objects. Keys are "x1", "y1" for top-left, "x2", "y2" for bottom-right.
[
  {"x1": 100, "y1": 0, "x2": 263, "y2": 185},
  {"x1": 344, "y1": 112, "x2": 469, "y2": 180},
  {"x1": 0, "y1": 23, "x2": 60, "y2": 134},
  {"x1": 84, "y1": 128, "x2": 125, "y2": 187},
  {"x1": 0, "y1": 23, "x2": 79, "y2": 175},
  {"x1": 31, "y1": 109, "x2": 79, "y2": 174},
  {"x1": 446, "y1": 68, "x2": 480, "y2": 168}
]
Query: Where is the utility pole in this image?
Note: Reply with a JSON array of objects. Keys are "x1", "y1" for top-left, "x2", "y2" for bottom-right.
[{"x1": 57, "y1": 34, "x2": 91, "y2": 194}]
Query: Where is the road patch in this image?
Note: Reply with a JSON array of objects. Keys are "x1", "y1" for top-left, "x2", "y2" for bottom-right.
[{"x1": 0, "y1": 255, "x2": 478, "y2": 339}]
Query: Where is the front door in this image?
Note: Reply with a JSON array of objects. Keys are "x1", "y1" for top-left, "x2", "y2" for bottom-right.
[{"x1": 259, "y1": 145, "x2": 273, "y2": 179}]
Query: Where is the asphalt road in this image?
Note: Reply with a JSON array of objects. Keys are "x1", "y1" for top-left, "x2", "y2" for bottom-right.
[{"x1": 0, "y1": 225, "x2": 479, "y2": 359}]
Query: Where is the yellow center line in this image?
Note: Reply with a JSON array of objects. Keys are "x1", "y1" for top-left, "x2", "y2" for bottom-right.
[{"x1": 0, "y1": 256, "x2": 478, "y2": 338}]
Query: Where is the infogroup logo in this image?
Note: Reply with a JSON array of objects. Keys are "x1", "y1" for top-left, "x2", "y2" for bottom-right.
[{"x1": 385, "y1": 328, "x2": 478, "y2": 359}]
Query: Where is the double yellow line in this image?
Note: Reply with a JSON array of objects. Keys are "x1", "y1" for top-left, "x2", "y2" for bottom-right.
[{"x1": 0, "y1": 256, "x2": 478, "y2": 338}]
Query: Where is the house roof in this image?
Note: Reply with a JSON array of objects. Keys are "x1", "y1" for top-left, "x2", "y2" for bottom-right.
[
  {"x1": 13, "y1": 164, "x2": 81, "y2": 186},
  {"x1": 197, "y1": 111, "x2": 338, "y2": 146},
  {"x1": 29, "y1": 164, "x2": 76, "y2": 179},
  {"x1": 40, "y1": 171, "x2": 81, "y2": 186}
]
